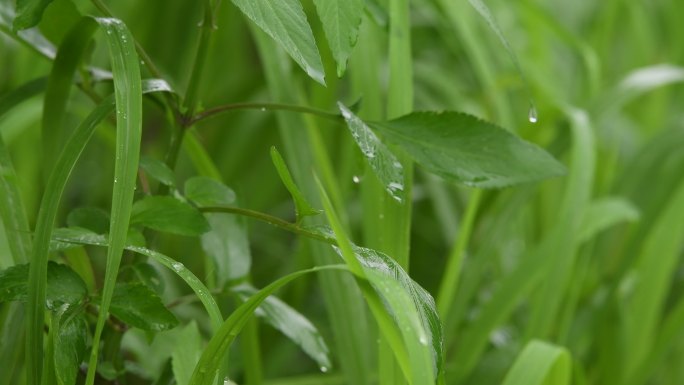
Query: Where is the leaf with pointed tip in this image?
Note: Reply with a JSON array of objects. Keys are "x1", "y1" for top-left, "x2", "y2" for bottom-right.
[
  {"x1": 0, "y1": 262, "x2": 87, "y2": 310},
  {"x1": 231, "y1": 0, "x2": 326, "y2": 85},
  {"x1": 270, "y1": 146, "x2": 321, "y2": 222},
  {"x1": 109, "y1": 282, "x2": 179, "y2": 331},
  {"x1": 312, "y1": 0, "x2": 363, "y2": 77},
  {"x1": 234, "y1": 284, "x2": 331, "y2": 370},
  {"x1": 131, "y1": 196, "x2": 210, "y2": 236},
  {"x1": 140, "y1": 156, "x2": 176, "y2": 187},
  {"x1": 54, "y1": 309, "x2": 88, "y2": 385},
  {"x1": 172, "y1": 321, "x2": 203, "y2": 385},
  {"x1": 501, "y1": 340, "x2": 571, "y2": 385},
  {"x1": 13, "y1": 0, "x2": 55, "y2": 30},
  {"x1": 184, "y1": 176, "x2": 236, "y2": 206},
  {"x1": 338, "y1": 103, "x2": 406, "y2": 202},
  {"x1": 368, "y1": 111, "x2": 566, "y2": 188}
]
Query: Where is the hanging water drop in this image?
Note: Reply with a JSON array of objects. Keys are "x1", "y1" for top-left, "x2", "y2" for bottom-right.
[
  {"x1": 352, "y1": 175, "x2": 361, "y2": 184},
  {"x1": 320, "y1": 366, "x2": 328, "y2": 373},
  {"x1": 528, "y1": 105, "x2": 538, "y2": 123}
]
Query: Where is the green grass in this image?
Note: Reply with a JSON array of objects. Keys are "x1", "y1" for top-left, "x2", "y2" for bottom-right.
[{"x1": 1, "y1": 0, "x2": 684, "y2": 384}]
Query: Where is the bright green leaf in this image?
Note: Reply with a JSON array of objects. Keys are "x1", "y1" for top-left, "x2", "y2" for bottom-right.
[
  {"x1": 234, "y1": 283, "x2": 331, "y2": 370},
  {"x1": 312, "y1": 0, "x2": 363, "y2": 77},
  {"x1": 54, "y1": 309, "x2": 88, "y2": 385},
  {"x1": 231, "y1": 0, "x2": 326, "y2": 85},
  {"x1": 338, "y1": 103, "x2": 406, "y2": 202},
  {"x1": 131, "y1": 196, "x2": 210, "y2": 236},
  {"x1": 501, "y1": 340, "x2": 572, "y2": 385},
  {"x1": 109, "y1": 282, "x2": 179, "y2": 331},
  {"x1": 184, "y1": 176, "x2": 236, "y2": 206},
  {"x1": 66, "y1": 207, "x2": 110, "y2": 234},
  {"x1": 369, "y1": 111, "x2": 567, "y2": 188},
  {"x1": 12, "y1": 0, "x2": 55, "y2": 30},
  {"x1": 171, "y1": 321, "x2": 202, "y2": 385},
  {"x1": 270, "y1": 146, "x2": 321, "y2": 222},
  {"x1": 0, "y1": 262, "x2": 87, "y2": 310},
  {"x1": 140, "y1": 156, "x2": 176, "y2": 187}
]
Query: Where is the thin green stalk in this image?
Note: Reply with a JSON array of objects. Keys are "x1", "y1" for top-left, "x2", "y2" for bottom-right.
[
  {"x1": 436, "y1": 189, "x2": 482, "y2": 319},
  {"x1": 190, "y1": 102, "x2": 342, "y2": 126},
  {"x1": 242, "y1": 318, "x2": 264, "y2": 385}
]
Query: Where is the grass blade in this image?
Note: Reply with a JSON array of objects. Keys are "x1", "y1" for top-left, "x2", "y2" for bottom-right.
[
  {"x1": 188, "y1": 265, "x2": 347, "y2": 385},
  {"x1": 501, "y1": 340, "x2": 572, "y2": 385}
]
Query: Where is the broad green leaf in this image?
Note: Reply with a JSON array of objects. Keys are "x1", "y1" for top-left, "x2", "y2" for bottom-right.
[
  {"x1": 54, "y1": 309, "x2": 87, "y2": 385},
  {"x1": 184, "y1": 176, "x2": 236, "y2": 206},
  {"x1": 231, "y1": 0, "x2": 326, "y2": 85},
  {"x1": 50, "y1": 227, "x2": 223, "y2": 331},
  {"x1": 0, "y1": 3, "x2": 56, "y2": 58},
  {"x1": 184, "y1": 177, "x2": 250, "y2": 282},
  {"x1": 12, "y1": 0, "x2": 55, "y2": 30},
  {"x1": 270, "y1": 146, "x2": 321, "y2": 222},
  {"x1": 140, "y1": 156, "x2": 176, "y2": 187},
  {"x1": 369, "y1": 111, "x2": 566, "y2": 188},
  {"x1": 312, "y1": 0, "x2": 363, "y2": 77},
  {"x1": 317, "y1": 179, "x2": 435, "y2": 384},
  {"x1": 202, "y1": 214, "x2": 251, "y2": 282},
  {"x1": 501, "y1": 340, "x2": 571, "y2": 385},
  {"x1": 188, "y1": 265, "x2": 346, "y2": 385},
  {"x1": 131, "y1": 263, "x2": 165, "y2": 295},
  {"x1": 579, "y1": 198, "x2": 640, "y2": 243},
  {"x1": 66, "y1": 207, "x2": 110, "y2": 234},
  {"x1": 0, "y1": 262, "x2": 87, "y2": 310},
  {"x1": 338, "y1": 103, "x2": 406, "y2": 202},
  {"x1": 171, "y1": 321, "x2": 203, "y2": 385},
  {"x1": 131, "y1": 196, "x2": 210, "y2": 236},
  {"x1": 234, "y1": 283, "x2": 331, "y2": 370},
  {"x1": 109, "y1": 282, "x2": 179, "y2": 331}
]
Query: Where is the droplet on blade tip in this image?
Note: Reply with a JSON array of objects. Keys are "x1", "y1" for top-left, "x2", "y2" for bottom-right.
[{"x1": 528, "y1": 106, "x2": 538, "y2": 124}]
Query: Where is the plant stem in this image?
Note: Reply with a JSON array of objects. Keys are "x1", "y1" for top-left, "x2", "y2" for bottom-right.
[
  {"x1": 189, "y1": 102, "x2": 342, "y2": 126},
  {"x1": 436, "y1": 188, "x2": 482, "y2": 319}
]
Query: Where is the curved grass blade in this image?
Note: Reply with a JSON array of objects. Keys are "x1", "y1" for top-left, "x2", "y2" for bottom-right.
[
  {"x1": 369, "y1": 111, "x2": 566, "y2": 188},
  {"x1": 501, "y1": 340, "x2": 571, "y2": 385},
  {"x1": 312, "y1": 0, "x2": 364, "y2": 77},
  {"x1": 579, "y1": 197, "x2": 640, "y2": 244},
  {"x1": 317, "y1": 179, "x2": 436, "y2": 384},
  {"x1": 233, "y1": 283, "x2": 331, "y2": 370},
  {"x1": 42, "y1": 17, "x2": 98, "y2": 170},
  {"x1": 230, "y1": 0, "x2": 326, "y2": 85},
  {"x1": 187, "y1": 265, "x2": 346, "y2": 385},
  {"x1": 50, "y1": 228, "x2": 223, "y2": 330},
  {"x1": 0, "y1": 79, "x2": 45, "y2": 265}
]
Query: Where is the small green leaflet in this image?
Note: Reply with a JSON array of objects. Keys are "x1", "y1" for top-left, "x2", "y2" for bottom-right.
[
  {"x1": 130, "y1": 196, "x2": 210, "y2": 236},
  {"x1": 172, "y1": 322, "x2": 203, "y2": 385},
  {"x1": 12, "y1": 0, "x2": 54, "y2": 30},
  {"x1": 312, "y1": 0, "x2": 364, "y2": 77},
  {"x1": 231, "y1": 0, "x2": 326, "y2": 85},
  {"x1": 184, "y1": 176, "x2": 236, "y2": 206},
  {"x1": 54, "y1": 308, "x2": 88, "y2": 385},
  {"x1": 109, "y1": 282, "x2": 179, "y2": 331},
  {"x1": 66, "y1": 207, "x2": 110, "y2": 234},
  {"x1": 0, "y1": 262, "x2": 87, "y2": 310},
  {"x1": 140, "y1": 156, "x2": 176, "y2": 187}
]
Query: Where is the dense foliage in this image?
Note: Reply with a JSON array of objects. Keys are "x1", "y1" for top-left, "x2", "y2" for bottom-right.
[{"x1": 1, "y1": 0, "x2": 683, "y2": 384}]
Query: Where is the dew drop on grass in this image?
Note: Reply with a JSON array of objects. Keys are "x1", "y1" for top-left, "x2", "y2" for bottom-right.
[
  {"x1": 419, "y1": 335, "x2": 428, "y2": 345},
  {"x1": 528, "y1": 105, "x2": 538, "y2": 123},
  {"x1": 320, "y1": 366, "x2": 328, "y2": 373},
  {"x1": 352, "y1": 175, "x2": 361, "y2": 184},
  {"x1": 260, "y1": 107, "x2": 266, "y2": 112},
  {"x1": 171, "y1": 262, "x2": 185, "y2": 272}
]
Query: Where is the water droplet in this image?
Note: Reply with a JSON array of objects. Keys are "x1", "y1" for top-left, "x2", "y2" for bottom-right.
[
  {"x1": 352, "y1": 175, "x2": 361, "y2": 184},
  {"x1": 320, "y1": 366, "x2": 328, "y2": 373},
  {"x1": 172, "y1": 262, "x2": 185, "y2": 272},
  {"x1": 260, "y1": 107, "x2": 266, "y2": 112},
  {"x1": 528, "y1": 106, "x2": 538, "y2": 123},
  {"x1": 419, "y1": 335, "x2": 428, "y2": 345},
  {"x1": 388, "y1": 182, "x2": 404, "y2": 192}
]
